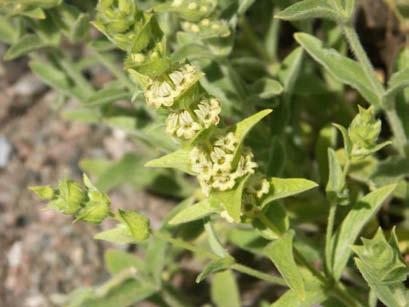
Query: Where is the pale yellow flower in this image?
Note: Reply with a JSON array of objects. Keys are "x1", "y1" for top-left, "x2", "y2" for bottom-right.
[
  {"x1": 210, "y1": 147, "x2": 233, "y2": 172},
  {"x1": 176, "y1": 111, "x2": 202, "y2": 139}
]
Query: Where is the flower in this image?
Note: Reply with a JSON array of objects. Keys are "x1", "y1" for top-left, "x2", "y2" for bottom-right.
[
  {"x1": 220, "y1": 210, "x2": 234, "y2": 223},
  {"x1": 144, "y1": 64, "x2": 200, "y2": 109},
  {"x1": 246, "y1": 174, "x2": 270, "y2": 199},
  {"x1": 212, "y1": 173, "x2": 236, "y2": 191},
  {"x1": 176, "y1": 111, "x2": 202, "y2": 139},
  {"x1": 210, "y1": 147, "x2": 233, "y2": 172},
  {"x1": 214, "y1": 132, "x2": 238, "y2": 153},
  {"x1": 194, "y1": 98, "x2": 221, "y2": 128},
  {"x1": 165, "y1": 113, "x2": 179, "y2": 135}
]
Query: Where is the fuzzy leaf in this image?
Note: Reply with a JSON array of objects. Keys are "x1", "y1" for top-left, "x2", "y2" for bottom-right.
[
  {"x1": 104, "y1": 250, "x2": 145, "y2": 275},
  {"x1": 276, "y1": 0, "x2": 342, "y2": 22},
  {"x1": 0, "y1": 18, "x2": 18, "y2": 44},
  {"x1": 4, "y1": 34, "x2": 49, "y2": 60},
  {"x1": 331, "y1": 184, "x2": 397, "y2": 280},
  {"x1": 277, "y1": 47, "x2": 304, "y2": 93},
  {"x1": 94, "y1": 225, "x2": 137, "y2": 244},
  {"x1": 169, "y1": 199, "x2": 216, "y2": 225},
  {"x1": 385, "y1": 67, "x2": 409, "y2": 99},
  {"x1": 261, "y1": 178, "x2": 318, "y2": 208},
  {"x1": 326, "y1": 148, "x2": 346, "y2": 203},
  {"x1": 295, "y1": 33, "x2": 382, "y2": 107},
  {"x1": 211, "y1": 270, "x2": 241, "y2": 307},
  {"x1": 333, "y1": 123, "x2": 352, "y2": 155},
  {"x1": 210, "y1": 175, "x2": 250, "y2": 222},
  {"x1": 145, "y1": 149, "x2": 193, "y2": 175},
  {"x1": 250, "y1": 78, "x2": 283, "y2": 99},
  {"x1": 196, "y1": 257, "x2": 234, "y2": 283},
  {"x1": 264, "y1": 230, "x2": 305, "y2": 299}
]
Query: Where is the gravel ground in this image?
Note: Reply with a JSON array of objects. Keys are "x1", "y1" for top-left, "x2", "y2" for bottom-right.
[{"x1": 0, "y1": 47, "x2": 175, "y2": 307}]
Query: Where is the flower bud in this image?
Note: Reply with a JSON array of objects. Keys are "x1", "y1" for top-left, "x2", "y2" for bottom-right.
[
  {"x1": 75, "y1": 190, "x2": 111, "y2": 224},
  {"x1": 51, "y1": 180, "x2": 86, "y2": 215},
  {"x1": 118, "y1": 210, "x2": 150, "y2": 241},
  {"x1": 30, "y1": 185, "x2": 55, "y2": 200}
]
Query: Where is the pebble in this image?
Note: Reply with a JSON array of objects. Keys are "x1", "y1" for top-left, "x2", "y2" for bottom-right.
[{"x1": 0, "y1": 136, "x2": 12, "y2": 167}]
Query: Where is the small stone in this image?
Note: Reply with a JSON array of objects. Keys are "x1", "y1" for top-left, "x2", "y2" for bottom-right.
[{"x1": 0, "y1": 136, "x2": 12, "y2": 167}]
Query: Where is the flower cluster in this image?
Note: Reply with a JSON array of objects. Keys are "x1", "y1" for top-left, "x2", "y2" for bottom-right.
[
  {"x1": 181, "y1": 19, "x2": 230, "y2": 37},
  {"x1": 190, "y1": 133, "x2": 258, "y2": 195},
  {"x1": 144, "y1": 64, "x2": 201, "y2": 109},
  {"x1": 165, "y1": 97, "x2": 221, "y2": 140}
]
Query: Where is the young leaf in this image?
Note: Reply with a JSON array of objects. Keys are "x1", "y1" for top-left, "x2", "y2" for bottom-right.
[
  {"x1": 261, "y1": 178, "x2": 318, "y2": 208},
  {"x1": 384, "y1": 67, "x2": 409, "y2": 99},
  {"x1": 0, "y1": 18, "x2": 18, "y2": 44},
  {"x1": 295, "y1": 33, "x2": 382, "y2": 107},
  {"x1": 277, "y1": 47, "x2": 304, "y2": 93},
  {"x1": 264, "y1": 230, "x2": 305, "y2": 299},
  {"x1": 168, "y1": 199, "x2": 216, "y2": 225},
  {"x1": 325, "y1": 148, "x2": 346, "y2": 203},
  {"x1": 71, "y1": 13, "x2": 90, "y2": 42},
  {"x1": 196, "y1": 257, "x2": 234, "y2": 283},
  {"x1": 104, "y1": 250, "x2": 145, "y2": 275},
  {"x1": 4, "y1": 34, "x2": 49, "y2": 60},
  {"x1": 94, "y1": 225, "x2": 139, "y2": 244},
  {"x1": 331, "y1": 184, "x2": 397, "y2": 280},
  {"x1": 275, "y1": 0, "x2": 342, "y2": 22},
  {"x1": 145, "y1": 149, "x2": 193, "y2": 175},
  {"x1": 211, "y1": 270, "x2": 241, "y2": 307},
  {"x1": 209, "y1": 175, "x2": 250, "y2": 222},
  {"x1": 332, "y1": 123, "x2": 352, "y2": 155},
  {"x1": 250, "y1": 78, "x2": 283, "y2": 99}
]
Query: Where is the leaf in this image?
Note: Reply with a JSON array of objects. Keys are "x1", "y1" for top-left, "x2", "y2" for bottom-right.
[
  {"x1": 196, "y1": 257, "x2": 234, "y2": 283},
  {"x1": 29, "y1": 59, "x2": 75, "y2": 97},
  {"x1": 4, "y1": 34, "x2": 49, "y2": 60},
  {"x1": 277, "y1": 47, "x2": 304, "y2": 93},
  {"x1": 333, "y1": 123, "x2": 352, "y2": 155},
  {"x1": 210, "y1": 175, "x2": 250, "y2": 222},
  {"x1": 238, "y1": 0, "x2": 257, "y2": 15},
  {"x1": 145, "y1": 239, "x2": 168, "y2": 287},
  {"x1": 118, "y1": 210, "x2": 150, "y2": 242},
  {"x1": 94, "y1": 225, "x2": 138, "y2": 244},
  {"x1": 168, "y1": 199, "x2": 217, "y2": 225},
  {"x1": 271, "y1": 273, "x2": 327, "y2": 307},
  {"x1": 211, "y1": 270, "x2": 241, "y2": 307},
  {"x1": 261, "y1": 178, "x2": 318, "y2": 208},
  {"x1": 104, "y1": 250, "x2": 145, "y2": 275},
  {"x1": 385, "y1": 67, "x2": 409, "y2": 99},
  {"x1": 275, "y1": 0, "x2": 342, "y2": 22},
  {"x1": 264, "y1": 230, "x2": 305, "y2": 299},
  {"x1": 250, "y1": 78, "x2": 284, "y2": 99},
  {"x1": 325, "y1": 148, "x2": 345, "y2": 202},
  {"x1": 253, "y1": 203, "x2": 289, "y2": 239},
  {"x1": 331, "y1": 184, "x2": 397, "y2": 280},
  {"x1": 295, "y1": 33, "x2": 382, "y2": 107},
  {"x1": 0, "y1": 18, "x2": 18, "y2": 44},
  {"x1": 71, "y1": 13, "x2": 90, "y2": 42},
  {"x1": 145, "y1": 149, "x2": 193, "y2": 175},
  {"x1": 205, "y1": 221, "x2": 229, "y2": 258}
]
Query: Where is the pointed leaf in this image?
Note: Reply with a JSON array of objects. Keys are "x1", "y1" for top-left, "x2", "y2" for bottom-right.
[
  {"x1": 385, "y1": 67, "x2": 409, "y2": 99},
  {"x1": 196, "y1": 257, "x2": 234, "y2": 283},
  {"x1": 169, "y1": 199, "x2": 216, "y2": 225},
  {"x1": 264, "y1": 230, "x2": 305, "y2": 299},
  {"x1": 145, "y1": 149, "x2": 193, "y2": 175},
  {"x1": 277, "y1": 47, "x2": 304, "y2": 93},
  {"x1": 211, "y1": 270, "x2": 241, "y2": 307},
  {"x1": 331, "y1": 184, "x2": 397, "y2": 280},
  {"x1": 276, "y1": 0, "x2": 342, "y2": 22},
  {"x1": 104, "y1": 250, "x2": 145, "y2": 275},
  {"x1": 94, "y1": 225, "x2": 136, "y2": 244},
  {"x1": 326, "y1": 148, "x2": 345, "y2": 202},
  {"x1": 4, "y1": 34, "x2": 49, "y2": 60},
  {"x1": 333, "y1": 123, "x2": 352, "y2": 155},
  {"x1": 295, "y1": 33, "x2": 382, "y2": 107},
  {"x1": 261, "y1": 178, "x2": 318, "y2": 208}
]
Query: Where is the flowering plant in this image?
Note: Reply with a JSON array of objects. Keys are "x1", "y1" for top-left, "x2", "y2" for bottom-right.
[{"x1": 2, "y1": 0, "x2": 409, "y2": 306}]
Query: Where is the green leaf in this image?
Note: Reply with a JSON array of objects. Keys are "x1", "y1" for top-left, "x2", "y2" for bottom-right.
[
  {"x1": 264, "y1": 230, "x2": 305, "y2": 300},
  {"x1": 94, "y1": 225, "x2": 138, "y2": 244},
  {"x1": 0, "y1": 18, "x2": 18, "y2": 44},
  {"x1": 275, "y1": 0, "x2": 342, "y2": 22},
  {"x1": 250, "y1": 78, "x2": 284, "y2": 99},
  {"x1": 253, "y1": 203, "x2": 289, "y2": 239},
  {"x1": 205, "y1": 221, "x2": 229, "y2": 258},
  {"x1": 145, "y1": 239, "x2": 168, "y2": 287},
  {"x1": 118, "y1": 210, "x2": 150, "y2": 242},
  {"x1": 385, "y1": 67, "x2": 409, "y2": 99},
  {"x1": 277, "y1": 47, "x2": 304, "y2": 93},
  {"x1": 211, "y1": 270, "x2": 241, "y2": 307},
  {"x1": 4, "y1": 34, "x2": 49, "y2": 60},
  {"x1": 169, "y1": 200, "x2": 216, "y2": 225},
  {"x1": 210, "y1": 175, "x2": 250, "y2": 222},
  {"x1": 333, "y1": 123, "x2": 352, "y2": 155},
  {"x1": 331, "y1": 184, "x2": 397, "y2": 280},
  {"x1": 261, "y1": 178, "x2": 318, "y2": 208},
  {"x1": 295, "y1": 33, "x2": 382, "y2": 107},
  {"x1": 196, "y1": 257, "x2": 234, "y2": 283},
  {"x1": 145, "y1": 149, "x2": 193, "y2": 175},
  {"x1": 104, "y1": 250, "x2": 145, "y2": 275},
  {"x1": 71, "y1": 13, "x2": 90, "y2": 42},
  {"x1": 325, "y1": 148, "x2": 346, "y2": 202},
  {"x1": 271, "y1": 273, "x2": 327, "y2": 307}
]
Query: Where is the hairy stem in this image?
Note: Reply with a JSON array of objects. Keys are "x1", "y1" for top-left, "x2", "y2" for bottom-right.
[
  {"x1": 324, "y1": 202, "x2": 337, "y2": 274},
  {"x1": 342, "y1": 24, "x2": 407, "y2": 155}
]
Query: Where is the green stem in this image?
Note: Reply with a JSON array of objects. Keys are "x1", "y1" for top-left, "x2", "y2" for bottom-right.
[
  {"x1": 154, "y1": 231, "x2": 286, "y2": 286},
  {"x1": 240, "y1": 16, "x2": 272, "y2": 63},
  {"x1": 342, "y1": 25, "x2": 384, "y2": 98},
  {"x1": 342, "y1": 24, "x2": 407, "y2": 155},
  {"x1": 324, "y1": 202, "x2": 337, "y2": 274}
]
